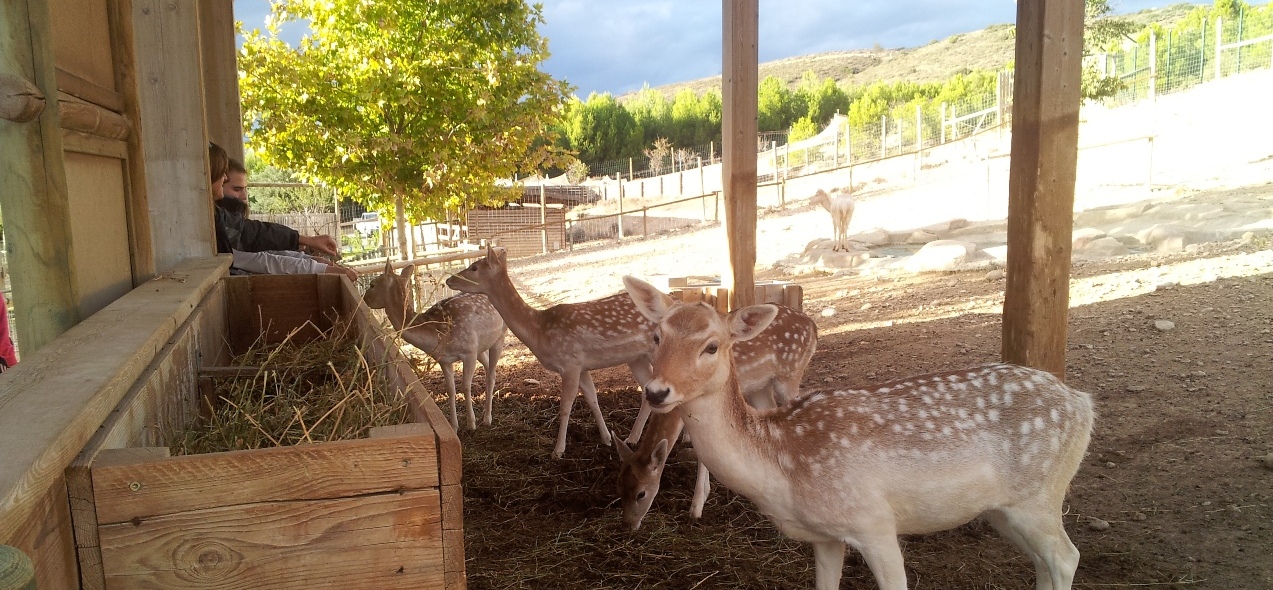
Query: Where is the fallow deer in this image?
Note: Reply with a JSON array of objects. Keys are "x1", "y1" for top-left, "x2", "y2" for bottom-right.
[
  {"x1": 446, "y1": 247, "x2": 655, "y2": 458},
  {"x1": 615, "y1": 302, "x2": 817, "y2": 530},
  {"x1": 364, "y1": 262, "x2": 507, "y2": 431},
  {"x1": 624, "y1": 276, "x2": 1093, "y2": 590},
  {"x1": 811, "y1": 188, "x2": 856, "y2": 252}
]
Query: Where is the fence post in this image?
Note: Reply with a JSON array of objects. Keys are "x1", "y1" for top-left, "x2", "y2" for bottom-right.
[
  {"x1": 995, "y1": 70, "x2": 1003, "y2": 139},
  {"x1": 714, "y1": 191, "x2": 720, "y2": 222},
  {"x1": 1200, "y1": 18, "x2": 1207, "y2": 84},
  {"x1": 771, "y1": 141, "x2": 778, "y2": 181},
  {"x1": 1148, "y1": 29, "x2": 1157, "y2": 101},
  {"x1": 1215, "y1": 16, "x2": 1223, "y2": 81},
  {"x1": 940, "y1": 102, "x2": 946, "y2": 144},
  {"x1": 642, "y1": 207, "x2": 648, "y2": 237},
  {"x1": 1146, "y1": 136, "x2": 1154, "y2": 191},
  {"x1": 539, "y1": 184, "x2": 548, "y2": 254},
  {"x1": 914, "y1": 104, "x2": 923, "y2": 181},
  {"x1": 698, "y1": 156, "x2": 705, "y2": 196},
  {"x1": 783, "y1": 143, "x2": 790, "y2": 179},
  {"x1": 1237, "y1": 5, "x2": 1244, "y2": 72},
  {"x1": 618, "y1": 182, "x2": 626, "y2": 239},
  {"x1": 880, "y1": 115, "x2": 887, "y2": 158},
  {"x1": 780, "y1": 178, "x2": 786, "y2": 210},
  {"x1": 833, "y1": 123, "x2": 840, "y2": 167},
  {"x1": 331, "y1": 187, "x2": 341, "y2": 254}
]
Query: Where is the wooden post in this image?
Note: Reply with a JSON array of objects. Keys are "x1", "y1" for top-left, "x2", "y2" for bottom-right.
[
  {"x1": 722, "y1": 0, "x2": 758, "y2": 309},
  {"x1": 617, "y1": 182, "x2": 626, "y2": 239},
  {"x1": 940, "y1": 102, "x2": 947, "y2": 143},
  {"x1": 108, "y1": 0, "x2": 156, "y2": 285},
  {"x1": 1148, "y1": 29, "x2": 1157, "y2": 101},
  {"x1": 832, "y1": 123, "x2": 840, "y2": 167},
  {"x1": 879, "y1": 115, "x2": 887, "y2": 158},
  {"x1": 539, "y1": 184, "x2": 548, "y2": 254},
  {"x1": 1002, "y1": 0, "x2": 1085, "y2": 379},
  {"x1": 1215, "y1": 17, "x2": 1223, "y2": 80},
  {"x1": 0, "y1": 0, "x2": 82, "y2": 352},
  {"x1": 197, "y1": 0, "x2": 244, "y2": 162},
  {"x1": 0, "y1": 545, "x2": 36, "y2": 590}
]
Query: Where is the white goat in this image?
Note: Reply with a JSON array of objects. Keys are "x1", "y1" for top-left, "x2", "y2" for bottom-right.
[{"x1": 810, "y1": 188, "x2": 856, "y2": 252}]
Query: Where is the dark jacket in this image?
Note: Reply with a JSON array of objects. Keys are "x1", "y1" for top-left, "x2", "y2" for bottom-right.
[{"x1": 214, "y1": 202, "x2": 300, "y2": 254}]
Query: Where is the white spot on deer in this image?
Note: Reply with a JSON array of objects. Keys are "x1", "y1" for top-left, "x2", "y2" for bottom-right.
[
  {"x1": 957, "y1": 408, "x2": 969, "y2": 419},
  {"x1": 988, "y1": 409, "x2": 1001, "y2": 422},
  {"x1": 1004, "y1": 391, "x2": 1015, "y2": 406},
  {"x1": 849, "y1": 423, "x2": 859, "y2": 435},
  {"x1": 924, "y1": 420, "x2": 935, "y2": 430},
  {"x1": 891, "y1": 423, "x2": 903, "y2": 433},
  {"x1": 976, "y1": 397, "x2": 986, "y2": 409},
  {"x1": 1020, "y1": 421, "x2": 1032, "y2": 435},
  {"x1": 918, "y1": 409, "x2": 929, "y2": 419},
  {"x1": 1050, "y1": 408, "x2": 1060, "y2": 422},
  {"x1": 941, "y1": 426, "x2": 952, "y2": 436},
  {"x1": 990, "y1": 392, "x2": 1000, "y2": 404},
  {"x1": 872, "y1": 414, "x2": 885, "y2": 425},
  {"x1": 974, "y1": 413, "x2": 985, "y2": 424},
  {"x1": 1034, "y1": 416, "x2": 1045, "y2": 430},
  {"x1": 897, "y1": 400, "x2": 909, "y2": 413}
]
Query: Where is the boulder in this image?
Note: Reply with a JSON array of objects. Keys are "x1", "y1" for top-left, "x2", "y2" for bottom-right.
[
  {"x1": 1076, "y1": 236, "x2": 1130, "y2": 257},
  {"x1": 1071, "y1": 227, "x2": 1108, "y2": 250},
  {"x1": 1136, "y1": 224, "x2": 1218, "y2": 253},
  {"x1": 851, "y1": 228, "x2": 891, "y2": 247},
  {"x1": 903, "y1": 240, "x2": 978, "y2": 273},
  {"x1": 905, "y1": 230, "x2": 941, "y2": 245}
]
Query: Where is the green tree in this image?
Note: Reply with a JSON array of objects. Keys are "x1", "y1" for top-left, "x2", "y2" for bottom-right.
[
  {"x1": 239, "y1": 0, "x2": 571, "y2": 258},
  {"x1": 561, "y1": 93, "x2": 642, "y2": 167},
  {"x1": 757, "y1": 76, "x2": 797, "y2": 132},
  {"x1": 1082, "y1": 0, "x2": 1139, "y2": 101}
]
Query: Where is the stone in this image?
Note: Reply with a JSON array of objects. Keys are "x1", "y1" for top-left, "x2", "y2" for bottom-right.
[
  {"x1": 852, "y1": 228, "x2": 892, "y2": 246},
  {"x1": 821, "y1": 307, "x2": 837, "y2": 317},
  {"x1": 524, "y1": 378, "x2": 540, "y2": 387},
  {"x1": 1136, "y1": 224, "x2": 1218, "y2": 254},
  {"x1": 1263, "y1": 453, "x2": 1273, "y2": 470},
  {"x1": 1077, "y1": 237, "x2": 1130, "y2": 257},
  {"x1": 1155, "y1": 281, "x2": 1178, "y2": 291},
  {"x1": 1071, "y1": 227, "x2": 1108, "y2": 250},
  {"x1": 905, "y1": 230, "x2": 941, "y2": 245},
  {"x1": 986, "y1": 269, "x2": 1005, "y2": 281},
  {"x1": 1154, "y1": 320, "x2": 1175, "y2": 332},
  {"x1": 903, "y1": 240, "x2": 979, "y2": 273},
  {"x1": 1125, "y1": 385, "x2": 1147, "y2": 392},
  {"x1": 1088, "y1": 518, "x2": 1111, "y2": 531}
]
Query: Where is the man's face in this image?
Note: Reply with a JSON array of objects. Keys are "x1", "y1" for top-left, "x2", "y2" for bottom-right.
[{"x1": 225, "y1": 171, "x2": 248, "y2": 202}]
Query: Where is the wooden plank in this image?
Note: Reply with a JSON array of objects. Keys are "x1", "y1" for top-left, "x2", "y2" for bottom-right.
[
  {"x1": 224, "y1": 273, "x2": 255, "y2": 355},
  {"x1": 0, "y1": 0, "x2": 82, "y2": 353},
  {"x1": 67, "y1": 459, "x2": 107, "y2": 590},
  {"x1": 61, "y1": 128, "x2": 128, "y2": 159},
  {"x1": 197, "y1": 0, "x2": 244, "y2": 163},
  {"x1": 1001, "y1": 0, "x2": 1084, "y2": 379},
  {"x1": 134, "y1": 0, "x2": 215, "y2": 272},
  {"x1": 714, "y1": 287, "x2": 731, "y2": 313},
  {"x1": 316, "y1": 273, "x2": 342, "y2": 331},
  {"x1": 782, "y1": 284, "x2": 804, "y2": 312},
  {"x1": 106, "y1": 0, "x2": 155, "y2": 283},
  {"x1": 64, "y1": 151, "x2": 135, "y2": 319},
  {"x1": 227, "y1": 274, "x2": 324, "y2": 346},
  {"x1": 57, "y1": 93, "x2": 131, "y2": 140},
  {"x1": 6, "y1": 476, "x2": 79, "y2": 590},
  {"x1": 0, "y1": 257, "x2": 229, "y2": 549},
  {"x1": 443, "y1": 528, "x2": 466, "y2": 590},
  {"x1": 54, "y1": 67, "x2": 123, "y2": 112},
  {"x1": 198, "y1": 366, "x2": 266, "y2": 379},
  {"x1": 98, "y1": 490, "x2": 444, "y2": 590},
  {"x1": 49, "y1": 0, "x2": 116, "y2": 95},
  {"x1": 397, "y1": 363, "x2": 462, "y2": 488},
  {"x1": 90, "y1": 435, "x2": 439, "y2": 525},
  {"x1": 721, "y1": 0, "x2": 758, "y2": 309}
]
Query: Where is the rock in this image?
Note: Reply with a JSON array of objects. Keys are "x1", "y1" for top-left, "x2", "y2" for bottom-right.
[
  {"x1": 903, "y1": 240, "x2": 979, "y2": 273},
  {"x1": 921, "y1": 218, "x2": 970, "y2": 235},
  {"x1": 986, "y1": 269, "x2": 1005, "y2": 281},
  {"x1": 859, "y1": 303, "x2": 872, "y2": 311},
  {"x1": 1071, "y1": 227, "x2": 1108, "y2": 250},
  {"x1": 1088, "y1": 518, "x2": 1110, "y2": 531},
  {"x1": 821, "y1": 307, "x2": 837, "y2": 317},
  {"x1": 1133, "y1": 512, "x2": 1148, "y2": 521},
  {"x1": 1242, "y1": 231, "x2": 1256, "y2": 241},
  {"x1": 1136, "y1": 224, "x2": 1218, "y2": 253},
  {"x1": 852, "y1": 228, "x2": 892, "y2": 246},
  {"x1": 1154, "y1": 320, "x2": 1175, "y2": 332},
  {"x1": 524, "y1": 378, "x2": 540, "y2": 387},
  {"x1": 1125, "y1": 385, "x2": 1147, "y2": 392},
  {"x1": 1077, "y1": 237, "x2": 1130, "y2": 257},
  {"x1": 1155, "y1": 281, "x2": 1178, "y2": 291},
  {"x1": 906, "y1": 230, "x2": 941, "y2": 245},
  {"x1": 1105, "y1": 461, "x2": 1117, "y2": 469},
  {"x1": 1263, "y1": 453, "x2": 1273, "y2": 470}
]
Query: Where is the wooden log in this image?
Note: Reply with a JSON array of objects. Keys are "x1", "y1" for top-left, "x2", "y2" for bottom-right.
[
  {"x1": 57, "y1": 94, "x2": 130, "y2": 140},
  {"x1": 0, "y1": 0, "x2": 82, "y2": 353},
  {"x1": 721, "y1": 0, "x2": 758, "y2": 309},
  {"x1": 53, "y1": 66, "x2": 122, "y2": 112},
  {"x1": 0, "y1": 74, "x2": 45, "y2": 122},
  {"x1": 1001, "y1": 0, "x2": 1084, "y2": 379},
  {"x1": 0, "y1": 545, "x2": 36, "y2": 590}
]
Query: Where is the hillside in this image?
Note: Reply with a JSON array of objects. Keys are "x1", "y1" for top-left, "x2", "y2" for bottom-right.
[{"x1": 626, "y1": 3, "x2": 1199, "y2": 99}]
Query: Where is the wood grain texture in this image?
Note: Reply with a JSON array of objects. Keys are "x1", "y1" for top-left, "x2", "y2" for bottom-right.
[
  {"x1": 98, "y1": 490, "x2": 444, "y2": 590},
  {"x1": 90, "y1": 435, "x2": 439, "y2": 525},
  {"x1": 224, "y1": 274, "x2": 325, "y2": 347},
  {"x1": 1001, "y1": 0, "x2": 1084, "y2": 379},
  {"x1": 196, "y1": 0, "x2": 244, "y2": 163},
  {"x1": 0, "y1": 257, "x2": 228, "y2": 547},
  {"x1": 721, "y1": 0, "x2": 759, "y2": 310},
  {"x1": 106, "y1": 0, "x2": 155, "y2": 283},
  {"x1": 57, "y1": 94, "x2": 131, "y2": 140}
]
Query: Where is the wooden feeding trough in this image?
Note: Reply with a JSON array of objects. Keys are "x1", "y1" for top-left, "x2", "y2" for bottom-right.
[
  {"x1": 649, "y1": 276, "x2": 804, "y2": 312},
  {"x1": 63, "y1": 272, "x2": 464, "y2": 589}
]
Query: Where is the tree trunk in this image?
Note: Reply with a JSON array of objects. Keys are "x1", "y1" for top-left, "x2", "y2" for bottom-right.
[{"x1": 395, "y1": 193, "x2": 409, "y2": 261}]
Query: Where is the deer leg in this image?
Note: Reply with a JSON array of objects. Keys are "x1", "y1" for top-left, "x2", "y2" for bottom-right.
[
  {"x1": 771, "y1": 378, "x2": 796, "y2": 407},
  {"x1": 811, "y1": 541, "x2": 847, "y2": 590},
  {"x1": 439, "y1": 362, "x2": 459, "y2": 432},
  {"x1": 460, "y1": 356, "x2": 478, "y2": 430},
  {"x1": 986, "y1": 504, "x2": 1078, "y2": 590},
  {"x1": 690, "y1": 461, "x2": 710, "y2": 519},
  {"x1": 853, "y1": 530, "x2": 908, "y2": 590},
  {"x1": 578, "y1": 370, "x2": 612, "y2": 447},
  {"x1": 480, "y1": 340, "x2": 504, "y2": 426},
  {"x1": 553, "y1": 370, "x2": 582, "y2": 459},
  {"x1": 625, "y1": 361, "x2": 653, "y2": 445}
]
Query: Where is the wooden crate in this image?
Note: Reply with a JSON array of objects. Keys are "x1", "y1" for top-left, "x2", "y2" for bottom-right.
[
  {"x1": 65, "y1": 274, "x2": 464, "y2": 590},
  {"x1": 658, "y1": 277, "x2": 803, "y2": 312}
]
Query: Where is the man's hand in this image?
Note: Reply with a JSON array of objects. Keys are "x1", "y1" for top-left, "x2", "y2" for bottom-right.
[
  {"x1": 323, "y1": 264, "x2": 359, "y2": 282},
  {"x1": 299, "y1": 234, "x2": 340, "y2": 258}
]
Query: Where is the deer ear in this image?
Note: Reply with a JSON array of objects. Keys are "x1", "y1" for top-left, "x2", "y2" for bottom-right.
[
  {"x1": 650, "y1": 438, "x2": 671, "y2": 468},
  {"x1": 400, "y1": 264, "x2": 416, "y2": 278},
  {"x1": 729, "y1": 304, "x2": 778, "y2": 342},
  {"x1": 623, "y1": 276, "x2": 674, "y2": 323},
  {"x1": 383, "y1": 261, "x2": 393, "y2": 275},
  {"x1": 492, "y1": 247, "x2": 507, "y2": 266},
  {"x1": 614, "y1": 437, "x2": 634, "y2": 462}
]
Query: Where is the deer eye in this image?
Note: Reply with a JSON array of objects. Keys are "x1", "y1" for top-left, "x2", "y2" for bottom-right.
[
  {"x1": 636, "y1": 491, "x2": 646, "y2": 500},
  {"x1": 467, "y1": 262, "x2": 478, "y2": 271},
  {"x1": 703, "y1": 343, "x2": 719, "y2": 355},
  {"x1": 652, "y1": 333, "x2": 660, "y2": 345}
]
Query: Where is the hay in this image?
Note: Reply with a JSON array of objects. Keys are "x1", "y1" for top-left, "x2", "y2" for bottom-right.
[{"x1": 169, "y1": 320, "x2": 408, "y2": 456}]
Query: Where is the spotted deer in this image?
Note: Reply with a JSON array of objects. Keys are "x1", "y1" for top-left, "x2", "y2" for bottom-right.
[
  {"x1": 615, "y1": 302, "x2": 817, "y2": 530},
  {"x1": 624, "y1": 276, "x2": 1094, "y2": 590},
  {"x1": 811, "y1": 188, "x2": 856, "y2": 252},
  {"x1": 446, "y1": 247, "x2": 655, "y2": 458},
  {"x1": 364, "y1": 262, "x2": 507, "y2": 431}
]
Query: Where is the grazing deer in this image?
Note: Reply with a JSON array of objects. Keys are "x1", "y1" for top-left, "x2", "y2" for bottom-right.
[
  {"x1": 446, "y1": 247, "x2": 655, "y2": 458},
  {"x1": 811, "y1": 188, "x2": 856, "y2": 252},
  {"x1": 624, "y1": 276, "x2": 1093, "y2": 590},
  {"x1": 615, "y1": 302, "x2": 817, "y2": 530},
  {"x1": 364, "y1": 262, "x2": 507, "y2": 431}
]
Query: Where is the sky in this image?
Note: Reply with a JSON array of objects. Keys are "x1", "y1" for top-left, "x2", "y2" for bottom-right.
[{"x1": 232, "y1": 0, "x2": 1189, "y2": 98}]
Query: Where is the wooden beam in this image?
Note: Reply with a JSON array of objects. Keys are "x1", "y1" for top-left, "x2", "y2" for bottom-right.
[
  {"x1": 107, "y1": 0, "x2": 156, "y2": 283},
  {"x1": 721, "y1": 0, "x2": 758, "y2": 310},
  {"x1": 0, "y1": 0, "x2": 82, "y2": 353},
  {"x1": 197, "y1": 0, "x2": 244, "y2": 163},
  {"x1": 1001, "y1": 0, "x2": 1085, "y2": 378},
  {"x1": 134, "y1": 0, "x2": 216, "y2": 271}
]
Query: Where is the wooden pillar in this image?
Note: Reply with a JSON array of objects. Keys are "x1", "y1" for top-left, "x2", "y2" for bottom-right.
[
  {"x1": 109, "y1": 0, "x2": 157, "y2": 284},
  {"x1": 0, "y1": 0, "x2": 82, "y2": 353},
  {"x1": 197, "y1": 0, "x2": 244, "y2": 163},
  {"x1": 721, "y1": 0, "x2": 758, "y2": 310},
  {"x1": 1001, "y1": 0, "x2": 1085, "y2": 379}
]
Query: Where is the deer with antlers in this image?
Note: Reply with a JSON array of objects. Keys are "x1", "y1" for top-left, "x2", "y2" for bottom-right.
[
  {"x1": 624, "y1": 276, "x2": 1093, "y2": 590},
  {"x1": 446, "y1": 247, "x2": 656, "y2": 458},
  {"x1": 615, "y1": 301, "x2": 817, "y2": 530},
  {"x1": 364, "y1": 262, "x2": 507, "y2": 431}
]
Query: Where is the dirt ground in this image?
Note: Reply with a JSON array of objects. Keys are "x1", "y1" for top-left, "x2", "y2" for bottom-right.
[{"x1": 398, "y1": 232, "x2": 1272, "y2": 589}]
